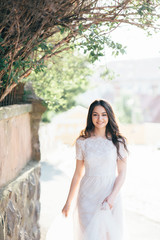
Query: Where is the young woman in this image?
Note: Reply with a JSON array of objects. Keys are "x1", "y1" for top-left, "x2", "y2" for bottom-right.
[{"x1": 62, "y1": 99, "x2": 128, "y2": 240}]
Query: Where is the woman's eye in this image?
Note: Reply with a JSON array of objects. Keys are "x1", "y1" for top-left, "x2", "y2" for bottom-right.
[{"x1": 93, "y1": 114, "x2": 107, "y2": 117}]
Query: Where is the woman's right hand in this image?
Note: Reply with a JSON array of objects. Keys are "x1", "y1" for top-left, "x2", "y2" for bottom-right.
[{"x1": 62, "y1": 202, "x2": 70, "y2": 217}]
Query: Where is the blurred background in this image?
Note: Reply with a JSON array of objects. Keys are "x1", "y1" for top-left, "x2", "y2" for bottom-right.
[
  {"x1": 37, "y1": 25, "x2": 160, "y2": 240},
  {"x1": 1, "y1": 2, "x2": 160, "y2": 240}
]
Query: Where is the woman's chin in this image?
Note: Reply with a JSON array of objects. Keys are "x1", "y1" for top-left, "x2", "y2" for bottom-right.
[{"x1": 95, "y1": 124, "x2": 106, "y2": 129}]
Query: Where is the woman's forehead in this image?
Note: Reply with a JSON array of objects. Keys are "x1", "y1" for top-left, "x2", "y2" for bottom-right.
[{"x1": 92, "y1": 105, "x2": 107, "y2": 113}]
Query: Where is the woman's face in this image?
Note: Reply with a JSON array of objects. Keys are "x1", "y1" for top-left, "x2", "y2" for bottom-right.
[{"x1": 92, "y1": 105, "x2": 109, "y2": 129}]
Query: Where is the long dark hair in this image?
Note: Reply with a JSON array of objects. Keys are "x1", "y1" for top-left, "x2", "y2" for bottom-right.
[{"x1": 79, "y1": 99, "x2": 128, "y2": 160}]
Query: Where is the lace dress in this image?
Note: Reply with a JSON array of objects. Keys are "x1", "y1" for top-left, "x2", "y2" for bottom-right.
[{"x1": 73, "y1": 136, "x2": 128, "y2": 240}]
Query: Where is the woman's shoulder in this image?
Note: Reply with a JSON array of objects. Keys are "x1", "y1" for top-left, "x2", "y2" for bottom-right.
[
  {"x1": 76, "y1": 136, "x2": 90, "y2": 148},
  {"x1": 75, "y1": 136, "x2": 87, "y2": 152},
  {"x1": 76, "y1": 136, "x2": 86, "y2": 143},
  {"x1": 117, "y1": 137, "x2": 128, "y2": 159}
]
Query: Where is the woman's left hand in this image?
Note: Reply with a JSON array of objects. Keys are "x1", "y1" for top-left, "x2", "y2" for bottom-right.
[{"x1": 102, "y1": 194, "x2": 115, "y2": 209}]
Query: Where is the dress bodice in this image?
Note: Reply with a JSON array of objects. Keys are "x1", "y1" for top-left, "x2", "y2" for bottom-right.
[{"x1": 75, "y1": 136, "x2": 127, "y2": 177}]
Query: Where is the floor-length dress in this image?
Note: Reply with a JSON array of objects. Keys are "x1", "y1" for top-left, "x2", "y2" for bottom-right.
[{"x1": 73, "y1": 136, "x2": 128, "y2": 240}]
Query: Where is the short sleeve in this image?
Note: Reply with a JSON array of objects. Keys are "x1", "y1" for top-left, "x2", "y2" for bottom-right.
[
  {"x1": 75, "y1": 138, "x2": 84, "y2": 160},
  {"x1": 118, "y1": 141, "x2": 128, "y2": 160}
]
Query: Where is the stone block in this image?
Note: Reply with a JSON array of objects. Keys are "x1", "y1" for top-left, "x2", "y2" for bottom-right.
[{"x1": 0, "y1": 161, "x2": 41, "y2": 240}]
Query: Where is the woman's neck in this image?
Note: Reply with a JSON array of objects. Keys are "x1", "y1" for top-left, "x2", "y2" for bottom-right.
[{"x1": 92, "y1": 128, "x2": 106, "y2": 138}]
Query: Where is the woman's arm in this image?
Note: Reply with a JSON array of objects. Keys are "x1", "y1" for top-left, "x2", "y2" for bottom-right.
[
  {"x1": 102, "y1": 157, "x2": 127, "y2": 208},
  {"x1": 62, "y1": 159, "x2": 84, "y2": 217}
]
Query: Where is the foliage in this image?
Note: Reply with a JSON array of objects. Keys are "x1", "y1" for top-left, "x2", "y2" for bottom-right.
[
  {"x1": 114, "y1": 94, "x2": 143, "y2": 124},
  {"x1": 0, "y1": 0, "x2": 160, "y2": 101},
  {"x1": 100, "y1": 67, "x2": 119, "y2": 81},
  {"x1": 74, "y1": 24, "x2": 127, "y2": 63},
  {"x1": 25, "y1": 50, "x2": 92, "y2": 113}
]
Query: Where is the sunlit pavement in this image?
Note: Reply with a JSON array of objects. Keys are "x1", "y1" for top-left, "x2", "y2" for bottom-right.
[{"x1": 40, "y1": 143, "x2": 160, "y2": 240}]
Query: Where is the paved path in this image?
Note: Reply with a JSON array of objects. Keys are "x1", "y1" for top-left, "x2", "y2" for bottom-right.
[{"x1": 39, "y1": 144, "x2": 160, "y2": 240}]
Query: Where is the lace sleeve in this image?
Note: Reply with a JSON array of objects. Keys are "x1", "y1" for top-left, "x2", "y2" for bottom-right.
[
  {"x1": 118, "y1": 141, "x2": 128, "y2": 160},
  {"x1": 75, "y1": 138, "x2": 84, "y2": 160}
]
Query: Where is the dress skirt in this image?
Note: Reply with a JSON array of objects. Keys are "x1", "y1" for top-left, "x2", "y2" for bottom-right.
[{"x1": 73, "y1": 174, "x2": 124, "y2": 240}]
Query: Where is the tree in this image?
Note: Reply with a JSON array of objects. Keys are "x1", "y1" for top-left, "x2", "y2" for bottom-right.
[
  {"x1": 114, "y1": 94, "x2": 143, "y2": 123},
  {"x1": 25, "y1": 50, "x2": 92, "y2": 112},
  {"x1": 0, "y1": 0, "x2": 160, "y2": 101}
]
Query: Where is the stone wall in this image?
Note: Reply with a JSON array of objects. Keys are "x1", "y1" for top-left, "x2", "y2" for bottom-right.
[
  {"x1": 0, "y1": 161, "x2": 41, "y2": 240},
  {"x1": 0, "y1": 97, "x2": 46, "y2": 240}
]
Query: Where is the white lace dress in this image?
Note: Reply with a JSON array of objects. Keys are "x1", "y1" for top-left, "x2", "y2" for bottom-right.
[{"x1": 73, "y1": 136, "x2": 128, "y2": 240}]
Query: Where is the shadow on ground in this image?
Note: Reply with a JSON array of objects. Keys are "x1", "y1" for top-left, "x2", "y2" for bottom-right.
[{"x1": 40, "y1": 161, "x2": 64, "y2": 182}]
